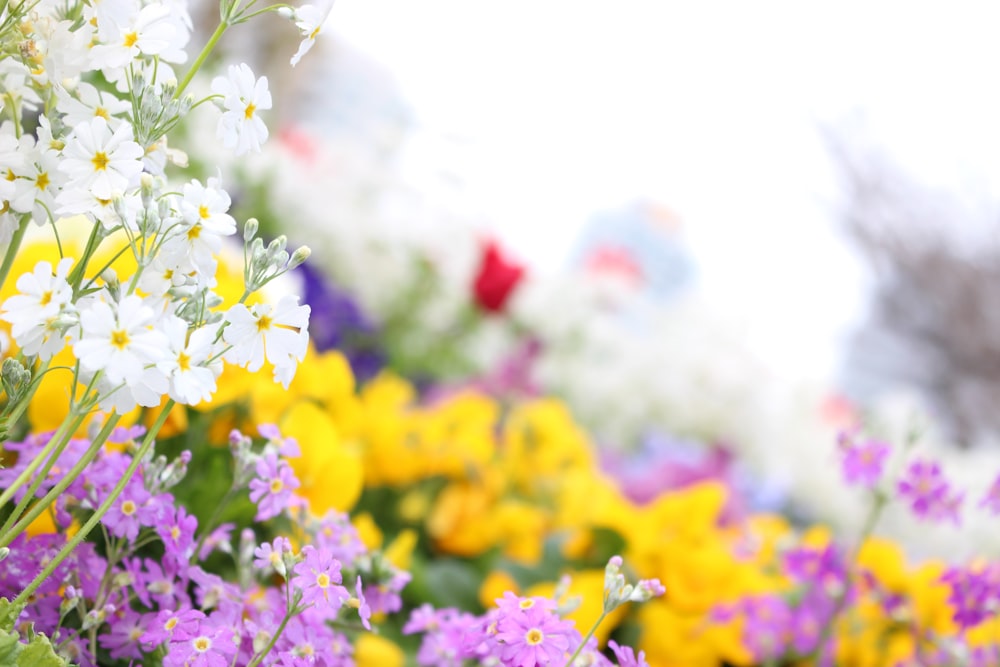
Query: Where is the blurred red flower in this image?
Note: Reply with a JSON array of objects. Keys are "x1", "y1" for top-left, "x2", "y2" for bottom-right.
[{"x1": 472, "y1": 239, "x2": 526, "y2": 313}]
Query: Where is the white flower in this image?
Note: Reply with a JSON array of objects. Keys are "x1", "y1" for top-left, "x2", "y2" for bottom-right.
[
  {"x1": 89, "y1": 2, "x2": 182, "y2": 71},
  {"x1": 55, "y1": 81, "x2": 131, "y2": 130},
  {"x1": 157, "y1": 318, "x2": 220, "y2": 405},
  {"x1": 287, "y1": 0, "x2": 335, "y2": 67},
  {"x1": 59, "y1": 117, "x2": 144, "y2": 200},
  {"x1": 1, "y1": 257, "x2": 75, "y2": 360},
  {"x1": 211, "y1": 64, "x2": 271, "y2": 156},
  {"x1": 74, "y1": 294, "x2": 169, "y2": 386},
  {"x1": 223, "y1": 295, "x2": 310, "y2": 388}
]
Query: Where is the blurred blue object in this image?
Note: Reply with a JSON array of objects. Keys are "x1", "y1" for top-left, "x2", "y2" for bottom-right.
[{"x1": 569, "y1": 200, "x2": 696, "y2": 302}]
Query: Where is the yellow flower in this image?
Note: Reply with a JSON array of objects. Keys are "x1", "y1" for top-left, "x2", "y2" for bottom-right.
[
  {"x1": 353, "y1": 634, "x2": 404, "y2": 667},
  {"x1": 479, "y1": 570, "x2": 520, "y2": 609},
  {"x1": 281, "y1": 402, "x2": 363, "y2": 513}
]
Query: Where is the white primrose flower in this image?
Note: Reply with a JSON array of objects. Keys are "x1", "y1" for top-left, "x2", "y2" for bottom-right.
[
  {"x1": 73, "y1": 294, "x2": 169, "y2": 388},
  {"x1": 285, "y1": 0, "x2": 335, "y2": 67},
  {"x1": 211, "y1": 63, "x2": 271, "y2": 156},
  {"x1": 57, "y1": 187, "x2": 142, "y2": 231},
  {"x1": 55, "y1": 82, "x2": 132, "y2": 130},
  {"x1": 0, "y1": 125, "x2": 29, "y2": 204},
  {"x1": 94, "y1": 366, "x2": 169, "y2": 413},
  {"x1": 27, "y1": 17, "x2": 94, "y2": 84},
  {"x1": 58, "y1": 117, "x2": 144, "y2": 200},
  {"x1": 1, "y1": 257, "x2": 75, "y2": 360},
  {"x1": 10, "y1": 135, "x2": 66, "y2": 222},
  {"x1": 157, "y1": 317, "x2": 221, "y2": 405},
  {"x1": 88, "y1": 2, "x2": 183, "y2": 71},
  {"x1": 223, "y1": 294, "x2": 310, "y2": 388}
]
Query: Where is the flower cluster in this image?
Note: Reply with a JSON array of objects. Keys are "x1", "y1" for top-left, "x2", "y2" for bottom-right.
[
  {"x1": 404, "y1": 557, "x2": 662, "y2": 667},
  {"x1": 0, "y1": 424, "x2": 409, "y2": 666}
]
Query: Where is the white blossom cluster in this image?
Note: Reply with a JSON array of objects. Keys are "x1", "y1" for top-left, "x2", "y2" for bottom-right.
[{"x1": 0, "y1": 0, "x2": 331, "y2": 417}]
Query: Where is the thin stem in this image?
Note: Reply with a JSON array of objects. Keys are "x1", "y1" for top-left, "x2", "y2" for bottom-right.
[
  {"x1": 246, "y1": 604, "x2": 297, "y2": 667},
  {"x1": 67, "y1": 222, "x2": 102, "y2": 291},
  {"x1": 0, "y1": 412, "x2": 121, "y2": 548},
  {"x1": 0, "y1": 215, "x2": 28, "y2": 289},
  {"x1": 562, "y1": 610, "x2": 607, "y2": 667},
  {"x1": 192, "y1": 484, "x2": 240, "y2": 559},
  {"x1": 12, "y1": 400, "x2": 174, "y2": 608},
  {"x1": 0, "y1": 407, "x2": 93, "y2": 542},
  {"x1": 175, "y1": 21, "x2": 227, "y2": 99}
]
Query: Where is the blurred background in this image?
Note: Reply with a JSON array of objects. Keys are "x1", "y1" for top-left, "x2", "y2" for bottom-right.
[
  {"x1": 288, "y1": 0, "x2": 1000, "y2": 445},
  {"x1": 209, "y1": 0, "x2": 1000, "y2": 447}
]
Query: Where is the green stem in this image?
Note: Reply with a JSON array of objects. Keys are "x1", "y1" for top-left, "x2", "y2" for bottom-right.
[
  {"x1": 192, "y1": 484, "x2": 240, "y2": 559},
  {"x1": 67, "y1": 222, "x2": 102, "y2": 291},
  {"x1": 0, "y1": 358, "x2": 53, "y2": 439},
  {"x1": 0, "y1": 413, "x2": 121, "y2": 548},
  {"x1": 0, "y1": 365, "x2": 70, "y2": 509},
  {"x1": 246, "y1": 605, "x2": 296, "y2": 667},
  {"x1": 806, "y1": 490, "x2": 888, "y2": 660},
  {"x1": 562, "y1": 610, "x2": 607, "y2": 667},
  {"x1": 0, "y1": 215, "x2": 27, "y2": 289},
  {"x1": 11, "y1": 400, "x2": 174, "y2": 608},
  {"x1": 175, "y1": 21, "x2": 227, "y2": 99},
  {"x1": 0, "y1": 408, "x2": 92, "y2": 542}
]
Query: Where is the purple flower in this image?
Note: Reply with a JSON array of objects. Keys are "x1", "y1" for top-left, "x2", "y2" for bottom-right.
[
  {"x1": 609, "y1": 639, "x2": 649, "y2": 667},
  {"x1": 840, "y1": 438, "x2": 890, "y2": 488},
  {"x1": 99, "y1": 607, "x2": 149, "y2": 661},
  {"x1": 941, "y1": 566, "x2": 994, "y2": 631},
  {"x1": 494, "y1": 602, "x2": 577, "y2": 667},
  {"x1": 142, "y1": 607, "x2": 205, "y2": 647},
  {"x1": 101, "y1": 481, "x2": 162, "y2": 541},
  {"x1": 292, "y1": 546, "x2": 349, "y2": 612},
  {"x1": 248, "y1": 452, "x2": 301, "y2": 521},
  {"x1": 157, "y1": 505, "x2": 198, "y2": 567},
  {"x1": 979, "y1": 472, "x2": 1000, "y2": 515},
  {"x1": 254, "y1": 537, "x2": 292, "y2": 576},
  {"x1": 163, "y1": 617, "x2": 238, "y2": 667},
  {"x1": 350, "y1": 576, "x2": 372, "y2": 630},
  {"x1": 896, "y1": 459, "x2": 956, "y2": 522}
]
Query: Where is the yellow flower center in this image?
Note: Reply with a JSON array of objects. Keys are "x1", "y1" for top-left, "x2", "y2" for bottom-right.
[
  {"x1": 256, "y1": 314, "x2": 273, "y2": 332},
  {"x1": 269, "y1": 478, "x2": 284, "y2": 494},
  {"x1": 518, "y1": 599, "x2": 535, "y2": 610},
  {"x1": 244, "y1": 103, "x2": 256, "y2": 120},
  {"x1": 164, "y1": 617, "x2": 178, "y2": 631},
  {"x1": 193, "y1": 636, "x2": 211, "y2": 652},
  {"x1": 177, "y1": 351, "x2": 191, "y2": 372},
  {"x1": 316, "y1": 573, "x2": 330, "y2": 589},
  {"x1": 92, "y1": 151, "x2": 109, "y2": 171},
  {"x1": 309, "y1": 26, "x2": 320, "y2": 40},
  {"x1": 111, "y1": 329, "x2": 130, "y2": 350},
  {"x1": 187, "y1": 223, "x2": 202, "y2": 240},
  {"x1": 123, "y1": 32, "x2": 138, "y2": 47},
  {"x1": 525, "y1": 628, "x2": 544, "y2": 645},
  {"x1": 39, "y1": 290, "x2": 52, "y2": 306},
  {"x1": 94, "y1": 107, "x2": 109, "y2": 119},
  {"x1": 121, "y1": 499, "x2": 137, "y2": 516},
  {"x1": 35, "y1": 172, "x2": 49, "y2": 190}
]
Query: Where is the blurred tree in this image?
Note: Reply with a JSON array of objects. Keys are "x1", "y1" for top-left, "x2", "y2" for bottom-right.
[{"x1": 827, "y1": 125, "x2": 1000, "y2": 446}]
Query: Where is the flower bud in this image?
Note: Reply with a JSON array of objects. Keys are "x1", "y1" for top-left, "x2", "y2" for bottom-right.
[
  {"x1": 288, "y1": 245, "x2": 311, "y2": 269},
  {"x1": 243, "y1": 217, "x2": 259, "y2": 243}
]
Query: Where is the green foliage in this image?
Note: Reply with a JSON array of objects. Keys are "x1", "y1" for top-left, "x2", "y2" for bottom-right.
[{"x1": 0, "y1": 599, "x2": 69, "y2": 667}]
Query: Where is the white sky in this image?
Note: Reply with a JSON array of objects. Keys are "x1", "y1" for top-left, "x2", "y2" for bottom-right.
[{"x1": 328, "y1": 1, "x2": 1000, "y2": 379}]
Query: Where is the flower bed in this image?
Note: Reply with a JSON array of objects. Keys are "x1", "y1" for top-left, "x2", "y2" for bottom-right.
[{"x1": 2, "y1": 2, "x2": 1000, "y2": 666}]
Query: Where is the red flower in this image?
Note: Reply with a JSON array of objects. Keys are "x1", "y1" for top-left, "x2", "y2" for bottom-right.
[{"x1": 472, "y1": 239, "x2": 525, "y2": 313}]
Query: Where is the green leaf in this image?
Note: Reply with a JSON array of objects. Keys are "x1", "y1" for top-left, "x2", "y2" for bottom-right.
[
  {"x1": 0, "y1": 629, "x2": 25, "y2": 664},
  {"x1": 17, "y1": 632, "x2": 68, "y2": 667},
  {"x1": 0, "y1": 599, "x2": 24, "y2": 632}
]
